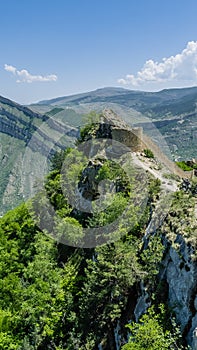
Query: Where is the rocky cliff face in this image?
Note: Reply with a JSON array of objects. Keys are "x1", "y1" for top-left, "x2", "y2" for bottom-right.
[
  {"x1": 160, "y1": 195, "x2": 197, "y2": 349},
  {"x1": 164, "y1": 238, "x2": 197, "y2": 347},
  {"x1": 132, "y1": 201, "x2": 197, "y2": 349}
]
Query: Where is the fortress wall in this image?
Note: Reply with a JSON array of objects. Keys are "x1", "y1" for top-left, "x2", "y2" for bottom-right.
[
  {"x1": 101, "y1": 109, "x2": 193, "y2": 179},
  {"x1": 111, "y1": 127, "x2": 143, "y2": 152}
]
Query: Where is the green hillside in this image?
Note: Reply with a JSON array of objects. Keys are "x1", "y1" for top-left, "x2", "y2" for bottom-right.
[{"x1": 0, "y1": 120, "x2": 196, "y2": 349}]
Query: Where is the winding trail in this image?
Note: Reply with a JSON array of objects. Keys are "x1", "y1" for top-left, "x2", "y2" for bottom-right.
[{"x1": 132, "y1": 153, "x2": 178, "y2": 193}]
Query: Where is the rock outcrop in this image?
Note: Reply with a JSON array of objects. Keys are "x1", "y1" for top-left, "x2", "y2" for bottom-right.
[{"x1": 99, "y1": 109, "x2": 143, "y2": 152}]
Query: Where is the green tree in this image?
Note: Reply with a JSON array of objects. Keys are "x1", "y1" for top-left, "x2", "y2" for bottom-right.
[
  {"x1": 122, "y1": 306, "x2": 179, "y2": 350},
  {"x1": 76, "y1": 239, "x2": 144, "y2": 348}
]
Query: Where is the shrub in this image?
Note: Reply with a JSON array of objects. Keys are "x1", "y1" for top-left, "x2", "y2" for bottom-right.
[
  {"x1": 144, "y1": 149, "x2": 154, "y2": 158},
  {"x1": 121, "y1": 305, "x2": 187, "y2": 350},
  {"x1": 176, "y1": 161, "x2": 193, "y2": 171}
]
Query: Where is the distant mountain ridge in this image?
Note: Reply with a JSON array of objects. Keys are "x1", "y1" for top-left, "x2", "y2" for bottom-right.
[
  {"x1": 37, "y1": 87, "x2": 131, "y2": 105},
  {"x1": 32, "y1": 86, "x2": 197, "y2": 160},
  {"x1": 37, "y1": 86, "x2": 197, "y2": 111}
]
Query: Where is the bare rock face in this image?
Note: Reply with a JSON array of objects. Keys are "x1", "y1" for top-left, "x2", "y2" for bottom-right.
[
  {"x1": 100, "y1": 109, "x2": 143, "y2": 152},
  {"x1": 152, "y1": 230, "x2": 197, "y2": 349},
  {"x1": 192, "y1": 326, "x2": 197, "y2": 349},
  {"x1": 134, "y1": 281, "x2": 151, "y2": 322},
  {"x1": 166, "y1": 242, "x2": 196, "y2": 342},
  {"x1": 167, "y1": 247, "x2": 194, "y2": 328},
  {"x1": 78, "y1": 159, "x2": 103, "y2": 202}
]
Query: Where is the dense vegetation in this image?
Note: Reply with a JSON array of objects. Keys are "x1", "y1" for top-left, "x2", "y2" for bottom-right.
[{"x1": 0, "y1": 119, "x2": 195, "y2": 349}]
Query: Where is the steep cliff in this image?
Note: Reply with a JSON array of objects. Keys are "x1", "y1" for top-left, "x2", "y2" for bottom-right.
[{"x1": 0, "y1": 95, "x2": 78, "y2": 215}]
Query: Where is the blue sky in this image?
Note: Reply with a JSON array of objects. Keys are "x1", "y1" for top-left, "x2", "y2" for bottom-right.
[{"x1": 1, "y1": 0, "x2": 197, "y2": 104}]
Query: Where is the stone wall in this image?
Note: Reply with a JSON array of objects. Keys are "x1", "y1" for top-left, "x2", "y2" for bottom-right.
[
  {"x1": 102, "y1": 109, "x2": 193, "y2": 179},
  {"x1": 111, "y1": 127, "x2": 143, "y2": 152}
]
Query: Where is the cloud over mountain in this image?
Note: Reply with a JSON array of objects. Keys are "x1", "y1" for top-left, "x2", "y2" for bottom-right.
[
  {"x1": 118, "y1": 41, "x2": 197, "y2": 87},
  {"x1": 4, "y1": 64, "x2": 57, "y2": 83}
]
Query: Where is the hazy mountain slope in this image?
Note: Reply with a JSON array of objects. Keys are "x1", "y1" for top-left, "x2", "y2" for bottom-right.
[
  {"x1": 37, "y1": 87, "x2": 131, "y2": 106},
  {"x1": 31, "y1": 86, "x2": 197, "y2": 160},
  {"x1": 0, "y1": 96, "x2": 78, "y2": 215},
  {"x1": 36, "y1": 86, "x2": 197, "y2": 116}
]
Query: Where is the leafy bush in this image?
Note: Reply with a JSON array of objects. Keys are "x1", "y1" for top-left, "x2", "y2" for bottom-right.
[
  {"x1": 121, "y1": 306, "x2": 187, "y2": 350},
  {"x1": 144, "y1": 148, "x2": 154, "y2": 158},
  {"x1": 77, "y1": 111, "x2": 101, "y2": 144},
  {"x1": 176, "y1": 161, "x2": 193, "y2": 171}
]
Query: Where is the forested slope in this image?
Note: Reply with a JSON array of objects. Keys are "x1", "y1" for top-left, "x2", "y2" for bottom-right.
[{"x1": 0, "y1": 116, "x2": 196, "y2": 349}]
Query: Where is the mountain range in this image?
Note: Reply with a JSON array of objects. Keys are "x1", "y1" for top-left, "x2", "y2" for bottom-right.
[
  {"x1": 32, "y1": 86, "x2": 197, "y2": 159},
  {"x1": 0, "y1": 86, "x2": 197, "y2": 214}
]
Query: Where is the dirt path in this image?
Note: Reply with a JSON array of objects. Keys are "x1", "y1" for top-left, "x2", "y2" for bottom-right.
[{"x1": 132, "y1": 153, "x2": 178, "y2": 193}]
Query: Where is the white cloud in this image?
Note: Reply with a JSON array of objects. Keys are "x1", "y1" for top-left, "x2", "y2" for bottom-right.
[
  {"x1": 118, "y1": 41, "x2": 197, "y2": 87},
  {"x1": 4, "y1": 64, "x2": 17, "y2": 74},
  {"x1": 4, "y1": 64, "x2": 57, "y2": 83}
]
